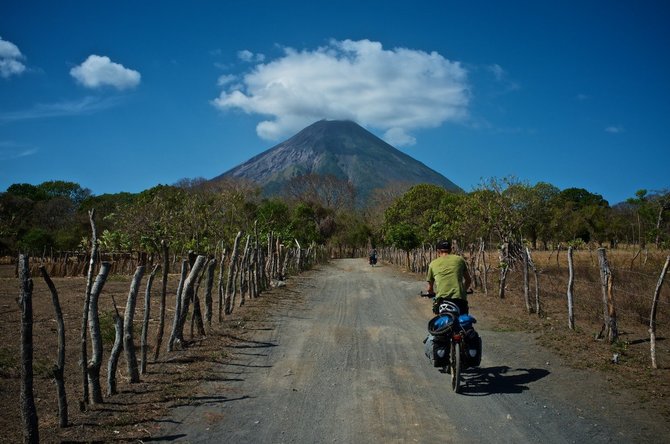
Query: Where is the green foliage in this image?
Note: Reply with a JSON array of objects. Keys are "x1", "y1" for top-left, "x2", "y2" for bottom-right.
[
  {"x1": 385, "y1": 222, "x2": 421, "y2": 252},
  {"x1": 383, "y1": 183, "x2": 460, "y2": 244},
  {"x1": 19, "y1": 228, "x2": 54, "y2": 252},
  {"x1": 100, "y1": 229, "x2": 132, "y2": 251},
  {"x1": 6, "y1": 183, "x2": 48, "y2": 201},
  {"x1": 290, "y1": 202, "x2": 323, "y2": 244},
  {"x1": 2, "y1": 176, "x2": 668, "y2": 257}
]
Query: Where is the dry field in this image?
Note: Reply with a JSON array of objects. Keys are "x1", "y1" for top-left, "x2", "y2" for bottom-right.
[
  {"x1": 471, "y1": 248, "x2": 670, "y2": 417},
  {"x1": 0, "y1": 261, "x2": 299, "y2": 443}
]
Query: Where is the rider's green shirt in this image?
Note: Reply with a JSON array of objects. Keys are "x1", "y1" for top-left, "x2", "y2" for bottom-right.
[{"x1": 426, "y1": 254, "x2": 467, "y2": 300}]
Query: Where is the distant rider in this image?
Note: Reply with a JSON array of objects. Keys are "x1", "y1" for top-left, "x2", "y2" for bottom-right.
[
  {"x1": 369, "y1": 248, "x2": 378, "y2": 265},
  {"x1": 426, "y1": 240, "x2": 472, "y2": 314}
]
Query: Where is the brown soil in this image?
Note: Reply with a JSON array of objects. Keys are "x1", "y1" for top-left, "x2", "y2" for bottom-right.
[
  {"x1": 0, "y1": 256, "x2": 668, "y2": 443},
  {"x1": 0, "y1": 263, "x2": 295, "y2": 443}
]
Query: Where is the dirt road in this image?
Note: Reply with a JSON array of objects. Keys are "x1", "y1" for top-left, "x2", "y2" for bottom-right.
[{"x1": 152, "y1": 259, "x2": 668, "y2": 443}]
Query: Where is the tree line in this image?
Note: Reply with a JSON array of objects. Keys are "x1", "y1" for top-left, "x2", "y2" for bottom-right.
[{"x1": 1, "y1": 176, "x2": 669, "y2": 258}]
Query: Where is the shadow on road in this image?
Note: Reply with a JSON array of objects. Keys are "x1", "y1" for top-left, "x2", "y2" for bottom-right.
[{"x1": 459, "y1": 366, "x2": 550, "y2": 396}]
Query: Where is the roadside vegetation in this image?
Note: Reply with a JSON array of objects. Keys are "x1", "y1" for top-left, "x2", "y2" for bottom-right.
[{"x1": 2, "y1": 176, "x2": 668, "y2": 258}]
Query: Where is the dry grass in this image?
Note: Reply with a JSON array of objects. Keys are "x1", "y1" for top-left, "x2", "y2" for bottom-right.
[{"x1": 471, "y1": 248, "x2": 670, "y2": 417}]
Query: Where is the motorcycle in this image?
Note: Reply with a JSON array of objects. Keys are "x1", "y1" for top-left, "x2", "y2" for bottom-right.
[
  {"x1": 421, "y1": 292, "x2": 481, "y2": 393},
  {"x1": 369, "y1": 253, "x2": 377, "y2": 266}
]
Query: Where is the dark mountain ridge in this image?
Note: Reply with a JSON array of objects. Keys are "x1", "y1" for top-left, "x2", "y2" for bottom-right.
[{"x1": 212, "y1": 120, "x2": 461, "y2": 203}]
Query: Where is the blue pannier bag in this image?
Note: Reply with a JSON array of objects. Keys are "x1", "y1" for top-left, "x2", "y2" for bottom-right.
[{"x1": 458, "y1": 314, "x2": 477, "y2": 329}]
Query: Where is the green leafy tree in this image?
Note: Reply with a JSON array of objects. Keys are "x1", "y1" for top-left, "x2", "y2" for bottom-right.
[
  {"x1": 383, "y1": 183, "x2": 455, "y2": 244},
  {"x1": 626, "y1": 189, "x2": 670, "y2": 248},
  {"x1": 385, "y1": 222, "x2": 421, "y2": 268},
  {"x1": 551, "y1": 187, "x2": 610, "y2": 245}
]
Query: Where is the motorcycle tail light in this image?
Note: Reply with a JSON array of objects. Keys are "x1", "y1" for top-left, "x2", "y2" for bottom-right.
[{"x1": 452, "y1": 334, "x2": 462, "y2": 342}]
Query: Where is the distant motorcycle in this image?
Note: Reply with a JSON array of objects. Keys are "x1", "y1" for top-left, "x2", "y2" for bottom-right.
[
  {"x1": 369, "y1": 253, "x2": 377, "y2": 266},
  {"x1": 421, "y1": 293, "x2": 481, "y2": 393}
]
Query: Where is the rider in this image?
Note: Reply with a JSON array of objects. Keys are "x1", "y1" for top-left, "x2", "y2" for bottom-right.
[
  {"x1": 426, "y1": 240, "x2": 472, "y2": 314},
  {"x1": 369, "y1": 248, "x2": 378, "y2": 264}
]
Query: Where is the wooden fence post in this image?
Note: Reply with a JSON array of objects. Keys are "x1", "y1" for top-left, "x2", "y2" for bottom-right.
[
  {"x1": 523, "y1": 249, "x2": 532, "y2": 313},
  {"x1": 87, "y1": 262, "x2": 112, "y2": 404},
  {"x1": 80, "y1": 209, "x2": 98, "y2": 410},
  {"x1": 190, "y1": 259, "x2": 207, "y2": 338},
  {"x1": 597, "y1": 248, "x2": 618, "y2": 343},
  {"x1": 107, "y1": 295, "x2": 123, "y2": 396},
  {"x1": 153, "y1": 240, "x2": 169, "y2": 361},
  {"x1": 204, "y1": 258, "x2": 217, "y2": 327},
  {"x1": 498, "y1": 242, "x2": 509, "y2": 299},
  {"x1": 175, "y1": 255, "x2": 206, "y2": 345},
  {"x1": 225, "y1": 231, "x2": 243, "y2": 315},
  {"x1": 527, "y1": 248, "x2": 541, "y2": 317},
  {"x1": 217, "y1": 245, "x2": 228, "y2": 323},
  {"x1": 650, "y1": 255, "x2": 670, "y2": 368},
  {"x1": 19, "y1": 255, "x2": 39, "y2": 443},
  {"x1": 123, "y1": 266, "x2": 146, "y2": 383},
  {"x1": 140, "y1": 264, "x2": 159, "y2": 375},
  {"x1": 39, "y1": 265, "x2": 68, "y2": 427},
  {"x1": 167, "y1": 260, "x2": 188, "y2": 352},
  {"x1": 567, "y1": 246, "x2": 575, "y2": 330}
]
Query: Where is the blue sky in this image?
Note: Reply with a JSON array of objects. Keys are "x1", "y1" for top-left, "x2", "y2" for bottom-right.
[{"x1": 1, "y1": 0, "x2": 668, "y2": 205}]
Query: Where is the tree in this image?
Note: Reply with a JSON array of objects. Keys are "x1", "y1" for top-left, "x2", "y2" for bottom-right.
[
  {"x1": 552, "y1": 187, "x2": 610, "y2": 245},
  {"x1": 383, "y1": 183, "x2": 455, "y2": 244},
  {"x1": 519, "y1": 182, "x2": 560, "y2": 249},
  {"x1": 385, "y1": 222, "x2": 421, "y2": 267},
  {"x1": 627, "y1": 189, "x2": 670, "y2": 248},
  {"x1": 37, "y1": 180, "x2": 91, "y2": 205}
]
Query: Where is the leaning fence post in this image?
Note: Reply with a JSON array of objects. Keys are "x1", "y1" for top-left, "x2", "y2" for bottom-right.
[
  {"x1": 39, "y1": 265, "x2": 68, "y2": 427},
  {"x1": 650, "y1": 255, "x2": 670, "y2": 369},
  {"x1": 522, "y1": 249, "x2": 532, "y2": 313},
  {"x1": 567, "y1": 246, "x2": 575, "y2": 330}
]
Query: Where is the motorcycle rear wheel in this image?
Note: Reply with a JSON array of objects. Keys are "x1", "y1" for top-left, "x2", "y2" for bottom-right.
[{"x1": 450, "y1": 341, "x2": 461, "y2": 393}]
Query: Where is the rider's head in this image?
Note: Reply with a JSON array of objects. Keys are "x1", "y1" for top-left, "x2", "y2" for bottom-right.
[{"x1": 436, "y1": 239, "x2": 452, "y2": 253}]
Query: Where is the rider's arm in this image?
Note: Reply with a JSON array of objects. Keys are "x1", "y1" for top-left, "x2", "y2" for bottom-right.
[{"x1": 426, "y1": 264, "x2": 435, "y2": 294}]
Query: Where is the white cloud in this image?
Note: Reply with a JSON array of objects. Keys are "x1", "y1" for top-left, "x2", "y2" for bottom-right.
[
  {"x1": 70, "y1": 55, "x2": 141, "y2": 90},
  {"x1": 0, "y1": 141, "x2": 38, "y2": 160},
  {"x1": 605, "y1": 125, "x2": 624, "y2": 133},
  {"x1": 488, "y1": 63, "x2": 505, "y2": 81},
  {"x1": 0, "y1": 36, "x2": 26, "y2": 78},
  {"x1": 0, "y1": 96, "x2": 124, "y2": 123},
  {"x1": 213, "y1": 39, "x2": 469, "y2": 146},
  {"x1": 384, "y1": 127, "x2": 416, "y2": 146},
  {"x1": 487, "y1": 63, "x2": 519, "y2": 93},
  {"x1": 237, "y1": 50, "x2": 265, "y2": 63},
  {"x1": 217, "y1": 74, "x2": 237, "y2": 86}
]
